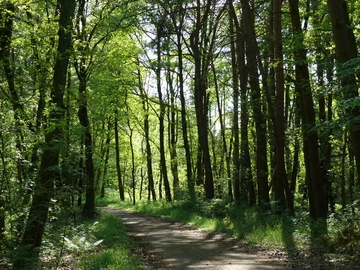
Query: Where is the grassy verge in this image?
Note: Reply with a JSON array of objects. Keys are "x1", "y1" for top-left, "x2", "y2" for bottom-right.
[
  {"x1": 96, "y1": 189, "x2": 360, "y2": 262},
  {"x1": 37, "y1": 210, "x2": 144, "y2": 269}
]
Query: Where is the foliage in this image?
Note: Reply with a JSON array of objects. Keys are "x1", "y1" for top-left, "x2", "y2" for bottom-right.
[
  {"x1": 325, "y1": 213, "x2": 360, "y2": 256},
  {"x1": 104, "y1": 192, "x2": 360, "y2": 260},
  {"x1": 7, "y1": 210, "x2": 143, "y2": 269},
  {"x1": 2, "y1": 0, "x2": 360, "y2": 266},
  {"x1": 80, "y1": 212, "x2": 144, "y2": 270}
]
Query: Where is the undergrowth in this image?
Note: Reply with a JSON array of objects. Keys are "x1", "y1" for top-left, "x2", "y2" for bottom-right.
[
  {"x1": 7, "y1": 208, "x2": 143, "y2": 269},
  {"x1": 97, "y1": 189, "x2": 360, "y2": 262}
]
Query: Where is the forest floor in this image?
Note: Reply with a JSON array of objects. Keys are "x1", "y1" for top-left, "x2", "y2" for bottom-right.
[{"x1": 101, "y1": 207, "x2": 360, "y2": 270}]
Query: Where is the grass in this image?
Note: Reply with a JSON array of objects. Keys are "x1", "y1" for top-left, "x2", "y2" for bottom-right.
[
  {"x1": 96, "y1": 188, "x2": 360, "y2": 260},
  {"x1": 80, "y1": 213, "x2": 144, "y2": 270},
  {"x1": 33, "y1": 208, "x2": 144, "y2": 270}
]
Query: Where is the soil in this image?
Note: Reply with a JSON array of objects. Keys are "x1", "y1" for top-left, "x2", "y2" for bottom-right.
[{"x1": 102, "y1": 207, "x2": 287, "y2": 270}]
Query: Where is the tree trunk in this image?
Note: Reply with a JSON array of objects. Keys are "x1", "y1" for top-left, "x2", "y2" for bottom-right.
[
  {"x1": 327, "y1": 0, "x2": 360, "y2": 184},
  {"x1": 166, "y1": 65, "x2": 180, "y2": 200},
  {"x1": 0, "y1": 130, "x2": 6, "y2": 241},
  {"x1": 0, "y1": 2, "x2": 27, "y2": 190},
  {"x1": 78, "y1": 76, "x2": 96, "y2": 218},
  {"x1": 228, "y1": 3, "x2": 240, "y2": 201},
  {"x1": 272, "y1": 0, "x2": 287, "y2": 212},
  {"x1": 176, "y1": 29, "x2": 195, "y2": 201},
  {"x1": 115, "y1": 109, "x2": 125, "y2": 201},
  {"x1": 127, "y1": 118, "x2": 136, "y2": 205},
  {"x1": 19, "y1": 0, "x2": 75, "y2": 264},
  {"x1": 289, "y1": 0, "x2": 326, "y2": 219},
  {"x1": 75, "y1": 0, "x2": 96, "y2": 218},
  {"x1": 189, "y1": 0, "x2": 214, "y2": 199},
  {"x1": 137, "y1": 65, "x2": 156, "y2": 201},
  {"x1": 100, "y1": 119, "x2": 111, "y2": 198},
  {"x1": 156, "y1": 32, "x2": 172, "y2": 202},
  {"x1": 242, "y1": 0, "x2": 270, "y2": 209},
  {"x1": 340, "y1": 132, "x2": 347, "y2": 212}
]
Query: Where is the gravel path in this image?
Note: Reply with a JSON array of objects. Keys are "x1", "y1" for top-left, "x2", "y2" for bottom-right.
[{"x1": 102, "y1": 207, "x2": 286, "y2": 270}]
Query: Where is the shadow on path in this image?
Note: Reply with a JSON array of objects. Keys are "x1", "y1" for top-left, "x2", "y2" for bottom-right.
[{"x1": 101, "y1": 207, "x2": 286, "y2": 270}]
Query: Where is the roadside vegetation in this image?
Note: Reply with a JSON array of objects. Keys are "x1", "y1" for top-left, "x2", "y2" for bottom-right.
[
  {"x1": 1, "y1": 209, "x2": 144, "y2": 270},
  {"x1": 97, "y1": 188, "x2": 360, "y2": 269}
]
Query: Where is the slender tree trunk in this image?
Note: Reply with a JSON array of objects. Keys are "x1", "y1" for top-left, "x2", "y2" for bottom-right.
[
  {"x1": 155, "y1": 32, "x2": 171, "y2": 202},
  {"x1": 212, "y1": 59, "x2": 233, "y2": 198},
  {"x1": 137, "y1": 66, "x2": 156, "y2": 201},
  {"x1": 176, "y1": 30, "x2": 195, "y2": 201},
  {"x1": 166, "y1": 65, "x2": 180, "y2": 200},
  {"x1": 340, "y1": 132, "x2": 347, "y2": 212},
  {"x1": 228, "y1": 4, "x2": 240, "y2": 201},
  {"x1": 127, "y1": 119, "x2": 136, "y2": 205},
  {"x1": 100, "y1": 119, "x2": 111, "y2": 198},
  {"x1": 19, "y1": 0, "x2": 75, "y2": 264},
  {"x1": 0, "y1": 130, "x2": 5, "y2": 241},
  {"x1": 115, "y1": 109, "x2": 125, "y2": 201},
  {"x1": 348, "y1": 145, "x2": 355, "y2": 214},
  {"x1": 290, "y1": 99, "x2": 301, "y2": 194}
]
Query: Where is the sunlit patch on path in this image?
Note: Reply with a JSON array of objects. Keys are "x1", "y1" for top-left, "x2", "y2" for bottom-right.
[{"x1": 102, "y1": 207, "x2": 286, "y2": 270}]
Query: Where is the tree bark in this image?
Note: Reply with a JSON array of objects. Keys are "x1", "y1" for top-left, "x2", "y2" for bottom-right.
[
  {"x1": 175, "y1": 28, "x2": 195, "y2": 201},
  {"x1": 327, "y1": 0, "x2": 360, "y2": 184},
  {"x1": 115, "y1": 109, "x2": 125, "y2": 201},
  {"x1": 228, "y1": 2, "x2": 240, "y2": 201},
  {"x1": 189, "y1": 0, "x2": 215, "y2": 199},
  {"x1": 156, "y1": 29, "x2": 172, "y2": 202},
  {"x1": 75, "y1": 0, "x2": 96, "y2": 218},
  {"x1": 19, "y1": 0, "x2": 75, "y2": 263},
  {"x1": 272, "y1": 0, "x2": 287, "y2": 212},
  {"x1": 242, "y1": 0, "x2": 270, "y2": 208},
  {"x1": 166, "y1": 64, "x2": 180, "y2": 200},
  {"x1": 137, "y1": 65, "x2": 156, "y2": 201},
  {"x1": 289, "y1": 0, "x2": 327, "y2": 219}
]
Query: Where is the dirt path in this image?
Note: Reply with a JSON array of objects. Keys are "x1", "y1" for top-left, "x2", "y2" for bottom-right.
[{"x1": 102, "y1": 207, "x2": 286, "y2": 270}]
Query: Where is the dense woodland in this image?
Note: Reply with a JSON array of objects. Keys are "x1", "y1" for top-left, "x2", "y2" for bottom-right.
[{"x1": 0, "y1": 0, "x2": 360, "y2": 268}]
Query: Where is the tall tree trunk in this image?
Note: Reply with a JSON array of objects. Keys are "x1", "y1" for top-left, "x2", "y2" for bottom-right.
[
  {"x1": 176, "y1": 29, "x2": 195, "y2": 201},
  {"x1": 156, "y1": 31, "x2": 172, "y2": 202},
  {"x1": 190, "y1": 0, "x2": 214, "y2": 199},
  {"x1": 101, "y1": 125, "x2": 111, "y2": 199},
  {"x1": 0, "y1": 130, "x2": 5, "y2": 241},
  {"x1": 211, "y1": 60, "x2": 232, "y2": 198},
  {"x1": 340, "y1": 132, "x2": 347, "y2": 212},
  {"x1": 115, "y1": 109, "x2": 124, "y2": 201},
  {"x1": 290, "y1": 99, "x2": 301, "y2": 194},
  {"x1": 166, "y1": 65, "x2": 180, "y2": 200},
  {"x1": 228, "y1": 3, "x2": 240, "y2": 201},
  {"x1": 19, "y1": 0, "x2": 75, "y2": 263},
  {"x1": 327, "y1": 0, "x2": 360, "y2": 184},
  {"x1": 78, "y1": 75, "x2": 96, "y2": 218},
  {"x1": 127, "y1": 118, "x2": 136, "y2": 205},
  {"x1": 75, "y1": 0, "x2": 96, "y2": 218},
  {"x1": 137, "y1": 65, "x2": 156, "y2": 201},
  {"x1": 289, "y1": 0, "x2": 327, "y2": 219},
  {"x1": 242, "y1": 0, "x2": 271, "y2": 209},
  {"x1": 0, "y1": 2, "x2": 27, "y2": 189},
  {"x1": 99, "y1": 119, "x2": 111, "y2": 198},
  {"x1": 229, "y1": 1, "x2": 256, "y2": 205},
  {"x1": 272, "y1": 0, "x2": 287, "y2": 212}
]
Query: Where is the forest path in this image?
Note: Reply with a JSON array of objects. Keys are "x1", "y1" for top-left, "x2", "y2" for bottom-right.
[{"x1": 101, "y1": 207, "x2": 286, "y2": 270}]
